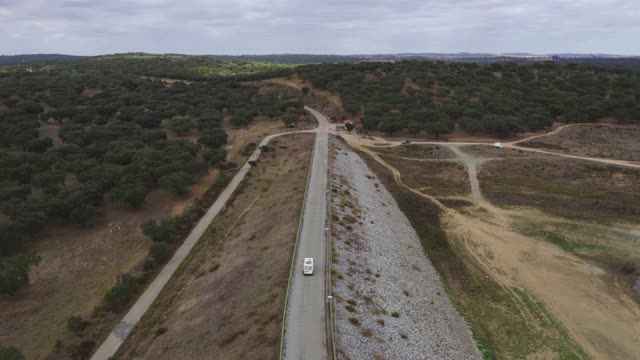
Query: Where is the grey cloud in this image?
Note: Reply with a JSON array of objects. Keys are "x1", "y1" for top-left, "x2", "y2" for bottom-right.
[{"x1": 0, "y1": 0, "x2": 638, "y2": 55}]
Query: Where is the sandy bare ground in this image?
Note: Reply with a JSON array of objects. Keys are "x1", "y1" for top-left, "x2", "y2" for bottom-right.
[{"x1": 343, "y1": 134, "x2": 640, "y2": 359}]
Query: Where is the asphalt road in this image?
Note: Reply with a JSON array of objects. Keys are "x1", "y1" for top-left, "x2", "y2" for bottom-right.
[
  {"x1": 283, "y1": 107, "x2": 330, "y2": 360},
  {"x1": 91, "y1": 125, "x2": 318, "y2": 360}
]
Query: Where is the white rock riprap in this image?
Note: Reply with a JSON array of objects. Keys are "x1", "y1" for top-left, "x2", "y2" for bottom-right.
[{"x1": 330, "y1": 137, "x2": 482, "y2": 360}]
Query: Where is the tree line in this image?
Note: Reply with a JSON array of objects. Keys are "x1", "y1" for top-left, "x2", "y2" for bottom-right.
[
  {"x1": 296, "y1": 60, "x2": 640, "y2": 137},
  {"x1": 0, "y1": 57, "x2": 303, "y2": 295}
]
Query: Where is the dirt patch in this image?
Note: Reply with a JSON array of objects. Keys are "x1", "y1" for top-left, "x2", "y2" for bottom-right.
[
  {"x1": 115, "y1": 133, "x2": 313, "y2": 359},
  {"x1": 519, "y1": 124, "x2": 640, "y2": 161},
  {"x1": 478, "y1": 158, "x2": 640, "y2": 221},
  {"x1": 401, "y1": 77, "x2": 421, "y2": 96},
  {"x1": 82, "y1": 88, "x2": 103, "y2": 97},
  {"x1": 254, "y1": 77, "x2": 348, "y2": 121},
  {"x1": 368, "y1": 144, "x2": 455, "y2": 159},
  {"x1": 380, "y1": 155, "x2": 470, "y2": 197},
  {"x1": 37, "y1": 121, "x2": 63, "y2": 149}
]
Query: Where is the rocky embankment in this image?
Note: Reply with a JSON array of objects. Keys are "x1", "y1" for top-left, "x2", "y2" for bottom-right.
[{"x1": 330, "y1": 137, "x2": 481, "y2": 360}]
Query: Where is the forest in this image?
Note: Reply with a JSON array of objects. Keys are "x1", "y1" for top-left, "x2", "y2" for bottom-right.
[
  {"x1": 0, "y1": 57, "x2": 302, "y2": 295},
  {"x1": 4, "y1": 55, "x2": 640, "y2": 295},
  {"x1": 296, "y1": 60, "x2": 640, "y2": 137}
]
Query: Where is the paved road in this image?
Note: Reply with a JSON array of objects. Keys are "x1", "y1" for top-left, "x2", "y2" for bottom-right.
[
  {"x1": 283, "y1": 107, "x2": 330, "y2": 360},
  {"x1": 91, "y1": 127, "x2": 317, "y2": 360}
]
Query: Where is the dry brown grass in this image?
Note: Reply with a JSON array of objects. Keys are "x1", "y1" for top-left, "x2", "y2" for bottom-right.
[
  {"x1": 479, "y1": 158, "x2": 640, "y2": 221},
  {"x1": 520, "y1": 124, "x2": 640, "y2": 161},
  {"x1": 369, "y1": 144, "x2": 454, "y2": 159},
  {"x1": 460, "y1": 145, "x2": 552, "y2": 159},
  {"x1": 379, "y1": 155, "x2": 470, "y2": 197},
  {"x1": 115, "y1": 133, "x2": 314, "y2": 360}
]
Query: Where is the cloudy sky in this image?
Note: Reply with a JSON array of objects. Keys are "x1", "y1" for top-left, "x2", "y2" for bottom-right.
[{"x1": 1, "y1": 0, "x2": 639, "y2": 55}]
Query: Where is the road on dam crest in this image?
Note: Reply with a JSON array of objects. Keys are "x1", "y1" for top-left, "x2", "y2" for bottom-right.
[{"x1": 283, "y1": 107, "x2": 331, "y2": 360}]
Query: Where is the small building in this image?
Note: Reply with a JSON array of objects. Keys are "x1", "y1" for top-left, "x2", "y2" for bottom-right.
[
  {"x1": 334, "y1": 123, "x2": 347, "y2": 131},
  {"x1": 494, "y1": 142, "x2": 503, "y2": 148}
]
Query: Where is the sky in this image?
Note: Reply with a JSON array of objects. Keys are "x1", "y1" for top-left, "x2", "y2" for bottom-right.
[{"x1": 1, "y1": 0, "x2": 639, "y2": 56}]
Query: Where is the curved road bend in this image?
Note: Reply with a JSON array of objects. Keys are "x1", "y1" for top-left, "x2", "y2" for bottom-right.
[
  {"x1": 283, "y1": 107, "x2": 331, "y2": 360},
  {"x1": 91, "y1": 114, "x2": 323, "y2": 360}
]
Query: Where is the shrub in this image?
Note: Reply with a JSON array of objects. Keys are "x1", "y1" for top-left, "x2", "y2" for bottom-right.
[
  {"x1": 345, "y1": 305, "x2": 356, "y2": 313},
  {"x1": 391, "y1": 311, "x2": 401, "y2": 318},
  {"x1": 103, "y1": 274, "x2": 139, "y2": 312},
  {"x1": 242, "y1": 142, "x2": 257, "y2": 156},
  {"x1": 141, "y1": 218, "x2": 177, "y2": 242},
  {"x1": 0, "y1": 251, "x2": 41, "y2": 295},
  {"x1": 0, "y1": 346, "x2": 24, "y2": 360},
  {"x1": 348, "y1": 317, "x2": 360, "y2": 326},
  {"x1": 67, "y1": 315, "x2": 87, "y2": 335}
]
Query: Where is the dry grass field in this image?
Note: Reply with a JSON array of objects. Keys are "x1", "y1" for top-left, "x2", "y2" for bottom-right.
[{"x1": 520, "y1": 124, "x2": 640, "y2": 162}]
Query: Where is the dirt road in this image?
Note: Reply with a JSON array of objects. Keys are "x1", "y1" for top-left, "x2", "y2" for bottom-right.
[{"x1": 282, "y1": 106, "x2": 331, "y2": 360}]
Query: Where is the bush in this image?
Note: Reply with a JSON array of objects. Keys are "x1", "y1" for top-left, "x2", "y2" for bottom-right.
[
  {"x1": 102, "y1": 274, "x2": 139, "y2": 312},
  {"x1": 203, "y1": 148, "x2": 227, "y2": 166},
  {"x1": 391, "y1": 310, "x2": 401, "y2": 318},
  {"x1": 0, "y1": 251, "x2": 41, "y2": 295},
  {"x1": 145, "y1": 242, "x2": 171, "y2": 270},
  {"x1": 169, "y1": 118, "x2": 194, "y2": 136},
  {"x1": 0, "y1": 346, "x2": 24, "y2": 360},
  {"x1": 159, "y1": 171, "x2": 193, "y2": 195},
  {"x1": 67, "y1": 315, "x2": 88, "y2": 335},
  {"x1": 242, "y1": 142, "x2": 257, "y2": 156},
  {"x1": 141, "y1": 218, "x2": 177, "y2": 242}
]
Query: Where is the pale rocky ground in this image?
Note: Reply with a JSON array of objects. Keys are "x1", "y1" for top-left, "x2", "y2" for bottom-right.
[{"x1": 329, "y1": 137, "x2": 481, "y2": 360}]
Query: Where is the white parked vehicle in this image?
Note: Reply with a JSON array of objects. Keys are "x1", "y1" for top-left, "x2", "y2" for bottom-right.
[{"x1": 303, "y1": 258, "x2": 314, "y2": 275}]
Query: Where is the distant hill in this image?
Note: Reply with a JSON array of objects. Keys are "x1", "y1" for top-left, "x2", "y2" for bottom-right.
[
  {"x1": 2, "y1": 52, "x2": 640, "y2": 72},
  {"x1": 555, "y1": 57, "x2": 640, "y2": 73},
  {"x1": 0, "y1": 54, "x2": 87, "y2": 65},
  {"x1": 204, "y1": 54, "x2": 362, "y2": 64}
]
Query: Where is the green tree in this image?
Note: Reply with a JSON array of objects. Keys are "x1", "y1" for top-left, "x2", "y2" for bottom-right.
[
  {"x1": 203, "y1": 148, "x2": 227, "y2": 166},
  {"x1": 112, "y1": 182, "x2": 147, "y2": 208},
  {"x1": 0, "y1": 251, "x2": 41, "y2": 295},
  {"x1": 67, "y1": 315, "x2": 88, "y2": 335},
  {"x1": 198, "y1": 128, "x2": 227, "y2": 149},
  {"x1": 21, "y1": 101, "x2": 43, "y2": 115},
  {"x1": 424, "y1": 120, "x2": 454, "y2": 138},
  {"x1": 169, "y1": 118, "x2": 194, "y2": 136},
  {"x1": 282, "y1": 113, "x2": 298, "y2": 127},
  {"x1": 102, "y1": 274, "x2": 139, "y2": 312},
  {"x1": 141, "y1": 218, "x2": 177, "y2": 243},
  {"x1": 345, "y1": 122, "x2": 355, "y2": 132},
  {"x1": 159, "y1": 172, "x2": 193, "y2": 195}
]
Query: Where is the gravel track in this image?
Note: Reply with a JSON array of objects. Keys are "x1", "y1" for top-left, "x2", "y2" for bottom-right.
[{"x1": 330, "y1": 137, "x2": 481, "y2": 360}]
